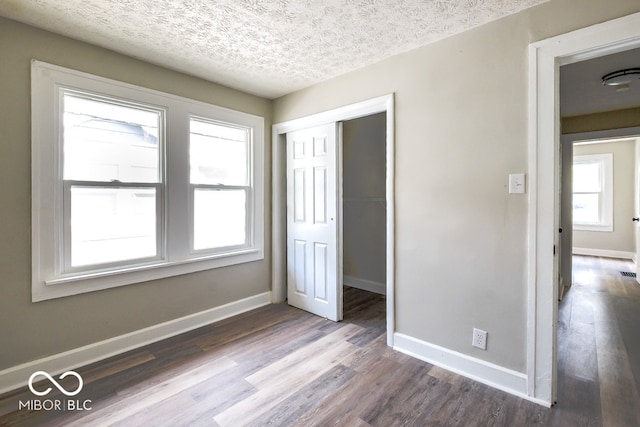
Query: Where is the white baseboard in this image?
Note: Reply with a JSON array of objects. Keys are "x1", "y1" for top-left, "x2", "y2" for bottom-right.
[
  {"x1": 393, "y1": 333, "x2": 546, "y2": 406},
  {"x1": 343, "y1": 275, "x2": 386, "y2": 295},
  {"x1": 0, "y1": 292, "x2": 271, "y2": 395},
  {"x1": 572, "y1": 247, "x2": 635, "y2": 260}
]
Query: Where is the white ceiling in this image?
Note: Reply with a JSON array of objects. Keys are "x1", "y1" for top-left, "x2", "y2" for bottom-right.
[
  {"x1": 561, "y1": 47, "x2": 640, "y2": 117},
  {"x1": 0, "y1": 0, "x2": 549, "y2": 99}
]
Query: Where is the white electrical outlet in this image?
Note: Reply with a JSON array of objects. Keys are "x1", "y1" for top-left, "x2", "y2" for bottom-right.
[{"x1": 472, "y1": 328, "x2": 487, "y2": 350}]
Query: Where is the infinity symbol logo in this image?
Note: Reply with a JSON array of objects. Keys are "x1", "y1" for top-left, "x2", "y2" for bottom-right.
[{"x1": 28, "y1": 371, "x2": 84, "y2": 397}]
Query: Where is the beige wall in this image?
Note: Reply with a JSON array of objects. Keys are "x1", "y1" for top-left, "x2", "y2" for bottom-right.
[
  {"x1": 563, "y1": 107, "x2": 640, "y2": 134},
  {"x1": 274, "y1": 0, "x2": 640, "y2": 371},
  {"x1": 0, "y1": 17, "x2": 272, "y2": 371},
  {"x1": 573, "y1": 140, "x2": 636, "y2": 253},
  {"x1": 342, "y1": 113, "x2": 387, "y2": 289}
]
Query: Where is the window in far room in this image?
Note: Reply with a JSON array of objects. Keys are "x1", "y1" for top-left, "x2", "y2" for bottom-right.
[{"x1": 572, "y1": 153, "x2": 613, "y2": 232}]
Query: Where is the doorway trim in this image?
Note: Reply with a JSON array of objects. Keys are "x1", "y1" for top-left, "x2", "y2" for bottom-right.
[
  {"x1": 528, "y1": 12, "x2": 640, "y2": 406},
  {"x1": 272, "y1": 94, "x2": 395, "y2": 346}
]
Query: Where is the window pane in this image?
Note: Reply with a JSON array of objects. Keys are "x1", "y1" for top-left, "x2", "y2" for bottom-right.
[
  {"x1": 573, "y1": 162, "x2": 601, "y2": 192},
  {"x1": 70, "y1": 186, "x2": 157, "y2": 267},
  {"x1": 573, "y1": 193, "x2": 600, "y2": 224},
  {"x1": 193, "y1": 189, "x2": 246, "y2": 250},
  {"x1": 190, "y1": 119, "x2": 248, "y2": 186},
  {"x1": 63, "y1": 93, "x2": 161, "y2": 183}
]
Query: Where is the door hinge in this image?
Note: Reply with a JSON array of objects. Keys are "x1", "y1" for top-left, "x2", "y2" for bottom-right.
[{"x1": 553, "y1": 245, "x2": 556, "y2": 255}]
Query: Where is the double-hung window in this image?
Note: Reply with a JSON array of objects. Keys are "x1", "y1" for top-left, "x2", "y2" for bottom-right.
[
  {"x1": 32, "y1": 61, "x2": 264, "y2": 302},
  {"x1": 63, "y1": 92, "x2": 164, "y2": 270},
  {"x1": 189, "y1": 118, "x2": 251, "y2": 252},
  {"x1": 572, "y1": 153, "x2": 613, "y2": 232}
]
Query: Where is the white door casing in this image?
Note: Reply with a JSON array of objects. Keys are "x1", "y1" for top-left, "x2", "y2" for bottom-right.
[
  {"x1": 286, "y1": 123, "x2": 342, "y2": 321},
  {"x1": 529, "y1": 12, "x2": 640, "y2": 406},
  {"x1": 635, "y1": 138, "x2": 640, "y2": 283},
  {"x1": 272, "y1": 94, "x2": 395, "y2": 344}
]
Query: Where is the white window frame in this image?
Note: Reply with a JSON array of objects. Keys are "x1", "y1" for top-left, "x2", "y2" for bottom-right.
[
  {"x1": 61, "y1": 89, "x2": 167, "y2": 273},
  {"x1": 572, "y1": 153, "x2": 613, "y2": 232},
  {"x1": 187, "y1": 117, "x2": 254, "y2": 254},
  {"x1": 31, "y1": 60, "x2": 264, "y2": 302}
]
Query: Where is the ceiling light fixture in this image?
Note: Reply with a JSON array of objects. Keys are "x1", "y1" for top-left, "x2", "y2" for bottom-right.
[
  {"x1": 601, "y1": 68, "x2": 640, "y2": 86},
  {"x1": 615, "y1": 84, "x2": 631, "y2": 93}
]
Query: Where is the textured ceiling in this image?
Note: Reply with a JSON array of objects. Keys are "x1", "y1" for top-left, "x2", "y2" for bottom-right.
[{"x1": 0, "y1": 0, "x2": 549, "y2": 99}]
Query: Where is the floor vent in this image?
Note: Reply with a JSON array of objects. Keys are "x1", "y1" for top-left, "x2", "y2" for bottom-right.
[{"x1": 620, "y1": 271, "x2": 636, "y2": 278}]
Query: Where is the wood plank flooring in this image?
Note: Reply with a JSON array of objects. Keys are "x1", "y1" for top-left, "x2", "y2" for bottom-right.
[
  {"x1": 557, "y1": 256, "x2": 640, "y2": 427},
  {"x1": 1, "y1": 258, "x2": 639, "y2": 426}
]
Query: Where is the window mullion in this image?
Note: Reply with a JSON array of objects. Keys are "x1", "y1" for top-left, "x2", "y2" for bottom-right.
[{"x1": 166, "y1": 109, "x2": 190, "y2": 261}]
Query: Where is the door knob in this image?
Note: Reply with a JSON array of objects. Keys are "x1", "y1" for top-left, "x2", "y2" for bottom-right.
[{"x1": 633, "y1": 218, "x2": 639, "y2": 222}]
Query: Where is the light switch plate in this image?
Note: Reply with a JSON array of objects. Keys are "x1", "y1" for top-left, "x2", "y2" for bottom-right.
[{"x1": 509, "y1": 173, "x2": 525, "y2": 194}]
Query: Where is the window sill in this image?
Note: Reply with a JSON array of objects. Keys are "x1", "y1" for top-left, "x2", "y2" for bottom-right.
[
  {"x1": 34, "y1": 248, "x2": 263, "y2": 302},
  {"x1": 573, "y1": 224, "x2": 613, "y2": 232}
]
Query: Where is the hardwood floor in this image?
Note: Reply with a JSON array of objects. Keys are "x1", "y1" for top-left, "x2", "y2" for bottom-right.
[
  {"x1": 557, "y1": 255, "x2": 640, "y2": 427},
  {"x1": 1, "y1": 261, "x2": 639, "y2": 426}
]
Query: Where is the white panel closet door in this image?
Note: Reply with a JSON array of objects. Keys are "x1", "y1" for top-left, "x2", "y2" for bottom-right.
[{"x1": 286, "y1": 123, "x2": 341, "y2": 321}]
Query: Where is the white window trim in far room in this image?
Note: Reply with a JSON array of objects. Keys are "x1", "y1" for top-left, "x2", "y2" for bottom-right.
[
  {"x1": 31, "y1": 60, "x2": 264, "y2": 302},
  {"x1": 572, "y1": 152, "x2": 613, "y2": 232}
]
